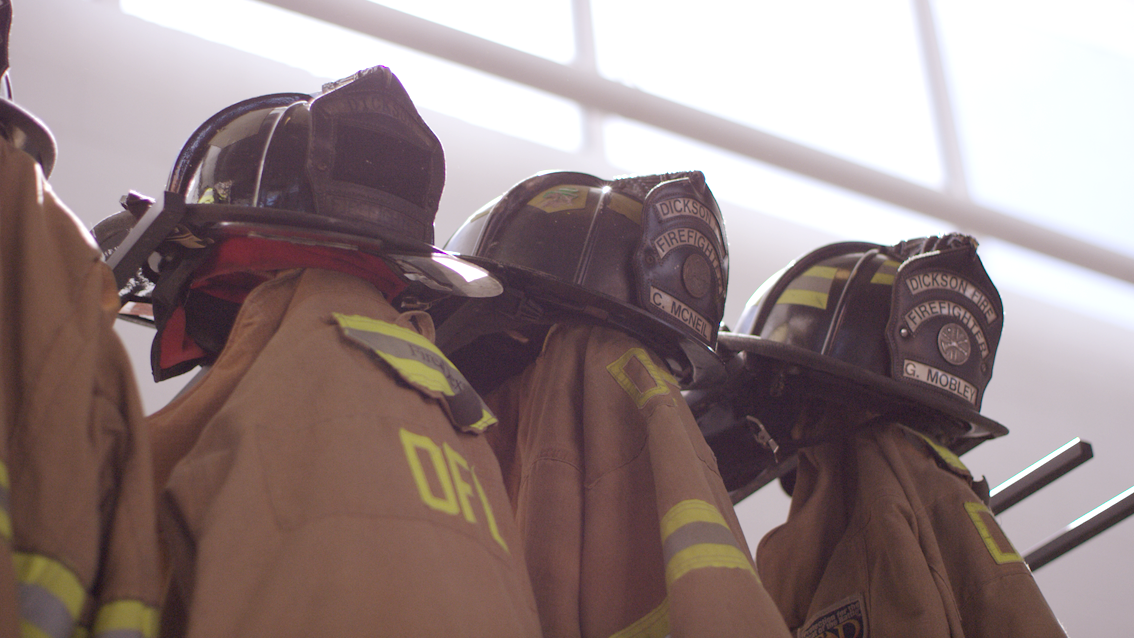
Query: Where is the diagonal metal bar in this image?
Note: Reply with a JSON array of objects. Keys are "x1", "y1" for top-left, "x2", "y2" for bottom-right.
[
  {"x1": 989, "y1": 438, "x2": 1093, "y2": 515},
  {"x1": 1026, "y1": 485, "x2": 1134, "y2": 571},
  {"x1": 258, "y1": 0, "x2": 1134, "y2": 285}
]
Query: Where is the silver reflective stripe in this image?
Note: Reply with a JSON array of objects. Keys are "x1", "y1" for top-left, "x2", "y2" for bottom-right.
[
  {"x1": 19, "y1": 582, "x2": 76, "y2": 638},
  {"x1": 661, "y1": 520, "x2": 742, "y2": 566},
  {"x1": 96, "y1": 629, "x2": 147, "y2": 638}
]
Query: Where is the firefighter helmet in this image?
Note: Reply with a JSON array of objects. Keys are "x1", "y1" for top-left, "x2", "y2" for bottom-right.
[
  {"x1": 94, "y1": 66, "x2": 501, "y2": 380},
  {"x1": 691, "y1": 234, "x2": 1008, "y2": 496},
  {"x1": 434, "y1": 169, "x2": 729, "y2": 389},
  {"x1": 0, "y1": 0, "x2": 56, "y2": 176}
]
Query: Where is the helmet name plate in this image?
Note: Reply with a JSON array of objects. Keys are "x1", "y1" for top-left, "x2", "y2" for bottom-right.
[
  {"x1": 650, "y1": 285, "x2": 712, "y2": 341},
  {"x1": 902, "y1": 359, "x2": 979, "y2": 405}
]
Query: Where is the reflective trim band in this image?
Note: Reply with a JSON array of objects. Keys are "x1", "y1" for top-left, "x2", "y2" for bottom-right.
[
  {"x1": 607, "y1": 348, "x2": 676, "y2": 409},
  {"x1": 908, "y1": 429, "x2": 969, "y2": 474},
  {"x1": 778, "y1": 265, "x2": 839, "y2": 310},
  {"x1": 334, "y1": 313, "x2": 496, "y2": 433},
  {"x1": 14, "y1": 552, "x2": 85, "y2": 638},
  {"x1": 660, "y1": 499, "x2": 728, "y2": 538},
  {"x1": 91, "y1": 599, "x2": 160, "y2": 638},
  {"x1": 0, "y1": 459, "x2": 10, "y2": 541},
  {"x1": 665, "y1": 543, "x2": 755, "y2": 587},
  {"x1": 608, "y1": 597, "x2": 670, "y2": 638},
  {"x1": 964, "y1": 501, "x2": 1023, "y2": 564},
  {"x1": 870, "y1": 259, "x2": 900, "y2": 285},
  {"x1": 660, "y1": 500, "x2": 755, "y2": 587}
]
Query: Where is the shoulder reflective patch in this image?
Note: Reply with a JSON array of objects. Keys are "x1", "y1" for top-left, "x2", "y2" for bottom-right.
[
  {"x1": 608, "y1": 597, "x2": 670, "y2": 638},
  {"x1": 964, "y1": 501, "x2": 1023, "y2": 564},
  {"x1": 660, "y1": 500, "x2": 756, "y2": 587},
  {"x1": 800, "y1": 594, "x2": 867, "y2": 638},
  {"x1": 0, "y1": 459, "x2": 11, "y2": 541},
  {"x1": 14, "y1": 551, "x2": 86, "y2": 638},
  {"x1": 91, "y1": 600, "x2": 160, "y2": 638},
  {"x1": 607, "y1": 347, "x2": 677, "y2": 408},
  {"x1": 906, "y1": 429, "x2": 970, "y2": 476},
  {"x1": 334, "y1": 313, "x2": 496, "y2": 433}
]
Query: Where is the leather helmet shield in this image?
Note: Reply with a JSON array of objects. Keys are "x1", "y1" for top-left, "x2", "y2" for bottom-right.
[
  {"x1": 633, "y1": 174, "x2": 728, "y2": 350},
  {"x1": 886, "y1": 238, "x2": 1002, "y2": 410},
  {"x1": 307, "y1": 66, "x2": 444, "y2": 245}
]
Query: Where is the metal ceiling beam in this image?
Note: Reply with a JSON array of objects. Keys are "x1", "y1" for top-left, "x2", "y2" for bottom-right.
[{"x1": 261, "y1": 0, "x2": 1134, "y2": 286}]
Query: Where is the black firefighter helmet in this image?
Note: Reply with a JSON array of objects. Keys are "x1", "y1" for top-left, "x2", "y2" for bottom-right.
[
  {"x1": 691, "y1": 234, "x2": 1009, "y2": 499},
  {"x1": 0, "y1": 0, "x2": 55, "y2": 176},
  {"x1": 93, "y1": 65, "x2": 501, "y2": 381},
  {"x1": 432, "y1": 169, "x2": 729, "y2": 391}
]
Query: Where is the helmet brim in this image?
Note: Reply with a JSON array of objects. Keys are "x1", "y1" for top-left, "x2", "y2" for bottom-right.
[
  {"x1": 450, "y1": 255, "x2": 726, "y2": 387},
  {"x1": 0, "y1": 99, "x2": 56, "y2": 177},
  {"x1": 717, "y1": 332, "x2": 1008, "y2": 441},
  {"x1": 183, "y1": 205, "x2": 502, "y2": 298}
]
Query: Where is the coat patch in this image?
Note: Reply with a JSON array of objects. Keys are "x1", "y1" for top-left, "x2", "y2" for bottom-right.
[{"x1": 800, "y1": 594, "x2": 867, "y2": 638}]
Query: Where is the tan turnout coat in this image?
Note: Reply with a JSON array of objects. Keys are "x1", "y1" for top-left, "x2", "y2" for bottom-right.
[
  {"x1": 147, "y1": 267, "x2": 543, "y2": 637},
  {"x1": 758, "y1": 421, "x2": 1067, "y2": 638},
  {"x1": 484, "y1": 322, "x2": 791, "y2": 638},
  {"x1": 0, "y1": 137, "x2": 162, "y2": 638}
]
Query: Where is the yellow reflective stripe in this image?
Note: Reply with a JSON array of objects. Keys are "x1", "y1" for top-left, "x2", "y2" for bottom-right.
[
  {"x1": 665, "y1": 543, "x2": 755, "y2": 587},
  {"x1": 964, "y1": 501, "x2": 1023, "y2": 565},
  {"x1": 92, "y1": 600, "x2": 160, "y2": 638},
  {"x1": 608, "y1": 597, "x2": 670, "y2": 638},
  {"x1": 467, "y1": 408, "x2": 496, "y2": 434},
  {"x1": 803, "y1": 266, "x2": 838, "y2": 279},
  {"x1": 333, "y1": 314, "x2": 453, "y2": 395},
  {"x1": 606, "y1": 348, "x2": 675, "y2": 409},
  {"x1": 660, "y1": 500, "x2": 756, "y2": 586},
  {"x1": 21, "y1": 621, "x2": 55, "y2": 638},
  {"x1": 0, "y1": 459, "x2": 11, "y2": 541},
  {"x1": 909, "y1": 430, "x2": 969, "y2": 473},
  {"x1": 14, "y1": 552, "x2": 86, "y2": 618},
  {"x1": 334, "y1": 312, "x2": 438, "y2": 355},
  {"x1": 870, "y1": 259, "x2": 900, "y2": 285},
  {"x1": 334, "y1": 313, "x2": 497, "y2": 434},
  {"x1": 660, "y1": 499, "x2": 728, "y2": 541},
  {"x1": 14, "y1": 552, "x2": 85, "y2": 638},
  {"x1": 777, "y1": 289, "x2": 828, "y2": 309}
]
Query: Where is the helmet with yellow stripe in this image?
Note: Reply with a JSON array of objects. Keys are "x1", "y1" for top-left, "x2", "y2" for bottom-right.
[
  {"x1": 433, "y1": 170, "x2": 729, "y2": 390},
  {"x1": 692, "y1": 234, "x2": 1008, "y2": 495}
]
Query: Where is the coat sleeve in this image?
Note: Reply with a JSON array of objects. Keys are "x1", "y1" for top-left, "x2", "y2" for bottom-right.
[{"x1": 0, "y1": 138, "x2": 162, "y2": 638}]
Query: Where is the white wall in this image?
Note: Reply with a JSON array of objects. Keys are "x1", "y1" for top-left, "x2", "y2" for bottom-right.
[{"x1": 11, "y1": 0, "x2": 1133, "y2": 633}]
